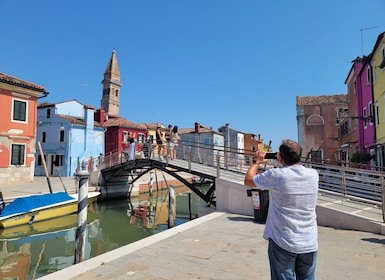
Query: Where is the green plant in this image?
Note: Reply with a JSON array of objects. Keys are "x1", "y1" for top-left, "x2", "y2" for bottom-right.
[{"x1": 350, "y1": 151, "x2": 372, "y2": 163}]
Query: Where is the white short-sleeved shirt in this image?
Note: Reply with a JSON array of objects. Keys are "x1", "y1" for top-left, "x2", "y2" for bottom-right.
[{"x1": 252, "y1": 164, "x2": 319, "y2": 253}]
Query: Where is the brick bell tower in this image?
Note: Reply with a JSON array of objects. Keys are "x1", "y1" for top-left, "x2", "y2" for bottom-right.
[{"x1": 101, "y1": 50, "x2": 121, "y2": 116}]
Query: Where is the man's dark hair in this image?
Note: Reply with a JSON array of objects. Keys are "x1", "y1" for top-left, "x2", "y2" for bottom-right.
[{"x1": 279, "y1": 139, "x2": 302, "y2": 165}]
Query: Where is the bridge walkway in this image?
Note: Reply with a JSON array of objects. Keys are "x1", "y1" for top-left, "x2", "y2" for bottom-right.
[
  {"x1": 99, "y1": 157, "x2": 245, "y2": 206},
  {"x1": 99, "y1": 156, "x2": 384, "y2": 226}
]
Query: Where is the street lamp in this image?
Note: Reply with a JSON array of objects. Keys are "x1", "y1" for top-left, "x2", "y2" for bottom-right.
[{"x1": 335, "y1": 115, "x2": 374, "y2": 126}]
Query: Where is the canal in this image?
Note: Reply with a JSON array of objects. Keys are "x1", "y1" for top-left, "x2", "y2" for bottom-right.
[{"x1": 0, "y1": 186, "x2": 210, "y2": 279}]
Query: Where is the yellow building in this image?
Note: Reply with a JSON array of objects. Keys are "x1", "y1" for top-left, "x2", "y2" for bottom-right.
[{"x1": 371, "y1": 32, "x2": 385, "y2": 167}]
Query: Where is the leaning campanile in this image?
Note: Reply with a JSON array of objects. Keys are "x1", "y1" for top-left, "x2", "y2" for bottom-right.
[{"x1": 101, "y1": 50, "x2": 121, "y2": 116}]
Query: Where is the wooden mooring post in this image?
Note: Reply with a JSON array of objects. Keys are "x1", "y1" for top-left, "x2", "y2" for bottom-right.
[
  {"x1": 74, "y1": 170, "x2": 89, "y2": 264},
  {"x1": 168, "y1": 185, "x2": 175, "y2": 228}
]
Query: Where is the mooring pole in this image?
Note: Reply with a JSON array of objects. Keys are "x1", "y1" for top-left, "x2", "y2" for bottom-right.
[
  {"x1": 188, "y1": 192, "x2": 192, "y2": 220},
  {"x1": 37, "y1": 141, "x2": 53, "y2": 193},
  {"x1": 168, "y1": 185, "x2": 175, "y2": 228},
  {"x1": 74, "y1": 169, "x2": 89, "y2": 264}
]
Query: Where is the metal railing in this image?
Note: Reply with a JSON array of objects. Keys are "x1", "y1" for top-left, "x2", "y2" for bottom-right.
[{"x1": 90, "y1": 141, "x2": 384, "y2": 222}]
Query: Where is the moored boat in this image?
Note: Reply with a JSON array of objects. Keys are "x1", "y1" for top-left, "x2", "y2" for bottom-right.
[{"x1": 0, "y1": 191, "x2": 100, "y2": 228}]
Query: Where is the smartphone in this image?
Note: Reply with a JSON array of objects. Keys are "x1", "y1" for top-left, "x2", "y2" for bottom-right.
[{"x1": 264, "y1": 152, "x2": 277, "y2": 159}]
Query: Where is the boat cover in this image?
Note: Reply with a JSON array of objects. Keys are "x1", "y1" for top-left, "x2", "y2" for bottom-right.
[{"x1": 0, "y1": 192, "x2": 74, "y2": 217}]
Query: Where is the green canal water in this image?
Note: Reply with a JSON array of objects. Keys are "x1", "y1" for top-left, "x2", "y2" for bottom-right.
[{"x1": 0, "y1": 187, "x2": 209, "y2": 279}]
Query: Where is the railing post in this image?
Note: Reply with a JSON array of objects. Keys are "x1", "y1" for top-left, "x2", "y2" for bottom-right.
[
  {"x1": 216, "y1": 153, "x2": 220, "y2": 178},
  {"x1": 381, "y1": 174, "x2": 385, "y2": 222}
]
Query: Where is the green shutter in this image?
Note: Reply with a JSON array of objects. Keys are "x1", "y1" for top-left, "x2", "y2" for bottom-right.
[
  {"x1": 13, "y1": 100, "x2": 27, "y2": 121},
  {"x1": 11, "y1": 144, "x2": 25, "y2": 165}
]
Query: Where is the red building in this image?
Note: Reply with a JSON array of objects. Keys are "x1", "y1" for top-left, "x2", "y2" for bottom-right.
[
  {"x1": 0, "y1": 72, "x2": 48, "y2": 184},
  {"x1": 104, "y1": 116, "x2": 147, "y2": 156}
]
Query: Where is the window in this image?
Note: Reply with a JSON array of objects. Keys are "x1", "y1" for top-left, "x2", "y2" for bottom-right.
[
  {"x1": 42, "y1": 131, "x2": 46, "y2": 143},
  {"x1": 203, "y1": 138, "x2": 210, "y2": 147},
  {"x1": 367, "y1": 66, "x2": 373, "y2": 85},
  {"x1": 115, "y1": 89, "x2": 119, "y2": 97},
  {"x1": 379, "y1": 48, "x2": 385, "y2": 69},
  {"x1": 12, "y1": 99, "x2": 27, "y2": 122},
  {"x1": 46, "y1": 108, "x2": 51, "y2": 118},
  {"x1": 11, "y1": 144, "x2": 25, "y2": 165},
  {"x1": 122, "y1": 131, "x2": 129, "y2": 142},
  {"x1": 37, "y1": 154, "x2": 46, "y2": 166},
  {"x1": 138, "y1": 133, "x2": 145, "y2": 144},
  {"x1": 340, "y1": 121, "x2": 349, "y2": 137},
  {"x1": 310, "y1": 150, "x2": 322, "y2": 163},
  {"x1": 363, "y1": 108, "x2": 368, "y2": 127},
  {"x1": 53, "y1": 155, "x2": 64, "y2": 166},
  {"x1": 369, "y1": 102, "x2": 374, "y2": 124},
  {"x1": 60, "y1": 130, "x2": 64, "y2": 142}
]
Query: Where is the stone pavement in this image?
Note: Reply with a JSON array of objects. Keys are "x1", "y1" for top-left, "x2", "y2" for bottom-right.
[
  {"x1": 0, "y1": 176, "x2": 80, "y2": 201},
  {"x1": 36, "y1": 211, "x2": 385, "y2": 280}
]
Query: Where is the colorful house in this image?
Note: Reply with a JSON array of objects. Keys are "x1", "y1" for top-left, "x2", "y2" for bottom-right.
[
  {"x1": 103, "y1": 116, "x2": 147, "y2": 158},
  {"x1": 0, "y1": 72, "x2": 48, "y2": 184},
  {"x1": 296, "y1": 94, "x2": 347, "y2": 164},
  {"x1": 243, "y1": 133, "x2": 265, "y2": 164},
  {"x1": 35, "y1": 100, "x2": 105, "y2": 177},
  {"x1": 371, "y1": 32, "x2": 385, "y2": 169},
  {"x1": 179, "y1": 122, "x2": 224, "y2": 166},
  {"x1": 353, "y1": 56, "x2": 376, "y2": 168},
  {"x1": 218, "y1": 123, "x2": 245, "y2": 168}
]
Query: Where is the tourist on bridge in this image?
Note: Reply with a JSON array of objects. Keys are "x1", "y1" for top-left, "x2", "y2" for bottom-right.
[
  {"x1": 170, "y1": 125, "x2": 180, "y2": 160},
  {"x1": 165, "y1": 124, "x2": 173, "y2": 159},
  {"x1": 143, "y1": 136, "x2": 152, "y2": 159},
  {"x1": 156, "y1": 124, "x2": 164, "y2": 159},
  {"x1": 128, "y1": 131, "x2": 136, "y2": 160},
  {"x1": 244, "y1": 139, "x2": 319, "y2": 280}
]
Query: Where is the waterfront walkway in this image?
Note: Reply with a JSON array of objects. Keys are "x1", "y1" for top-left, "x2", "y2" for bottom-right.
[
  {"x1": 37, "y1": 211, "x2": 384, "y2": 280},
  {"x1": 1, "y1": 177, "x2": 384, "y2": 279}
]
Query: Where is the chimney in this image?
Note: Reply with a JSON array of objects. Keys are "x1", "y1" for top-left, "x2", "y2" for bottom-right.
[
  {"x1": 95, "y1": 108, "x2": 105, "y2": 126},
  {"x1": 195, "y1": 122, "x2": 200, "y2": 133}
]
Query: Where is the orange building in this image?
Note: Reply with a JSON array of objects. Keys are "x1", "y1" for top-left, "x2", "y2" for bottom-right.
[{"x1": 0, "y1": 73, "x2": 48, "y2": 184}]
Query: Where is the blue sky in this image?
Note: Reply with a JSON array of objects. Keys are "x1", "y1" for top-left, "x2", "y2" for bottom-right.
[{"x1": 1, "y1": 1, "x2": 384, "y2": 150}]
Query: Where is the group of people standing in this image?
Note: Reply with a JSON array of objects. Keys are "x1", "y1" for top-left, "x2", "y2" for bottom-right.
[{"x1": 153, "y1": 124, "x2": 180, "y2": 160}]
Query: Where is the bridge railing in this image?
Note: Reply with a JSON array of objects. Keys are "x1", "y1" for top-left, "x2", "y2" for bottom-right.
[
  {"x1": 177, "y1": 143, "x2": 384, "y2": 221},
  {"x1": 92, "y1": 142, "x2": 384, "y2": 222}
]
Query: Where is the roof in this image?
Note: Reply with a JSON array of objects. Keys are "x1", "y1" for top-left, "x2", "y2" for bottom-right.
[
  {"x1": 179, "y1": 124, "x2": 216, "y2": 134},
  {"x1": 0, "y1": 72, "x2": 46, "y2": 93},
  {"x1": 57, "y1": 114, "x2": 103, "y2": 128},
  {"x1": 104, "y1": 116, "x2": 147, "y2": 129}
]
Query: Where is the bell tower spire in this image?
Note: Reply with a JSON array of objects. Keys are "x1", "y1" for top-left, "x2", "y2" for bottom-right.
[{"x1": 101, "y1": 49, "x2": 121, "y2": 116}]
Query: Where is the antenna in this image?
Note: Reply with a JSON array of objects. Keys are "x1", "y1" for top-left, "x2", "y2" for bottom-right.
[{"x1": 360, "y1": 26, "x2": 378, "y2": 56}]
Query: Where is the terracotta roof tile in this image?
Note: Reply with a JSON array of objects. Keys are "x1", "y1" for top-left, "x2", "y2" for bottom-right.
[
  {"x1": 0, "y1": 72, "x2": 46, "y2": 92},
  {"x1": 104, "y1": 116, "x2": 146, "y2": 129}
]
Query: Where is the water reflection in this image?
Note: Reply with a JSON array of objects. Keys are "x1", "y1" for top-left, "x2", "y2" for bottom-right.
[{"x1": 0, "y1": 186, "x2": 206, "y2": 279}]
